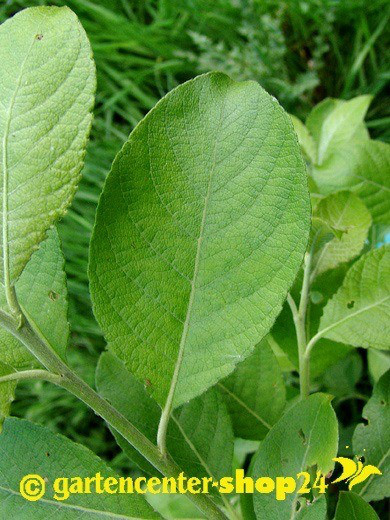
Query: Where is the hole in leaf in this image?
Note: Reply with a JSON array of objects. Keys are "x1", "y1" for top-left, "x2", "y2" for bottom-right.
[
  {"x1": 298, "y1": 428, "x2": 306, "y2": 445},
  {"x1": 347, "y1": 300, "x2": 355, "y2": 309}
]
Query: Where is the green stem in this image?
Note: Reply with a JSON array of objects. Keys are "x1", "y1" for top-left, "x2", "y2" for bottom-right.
[
  {"x1": 0, "y1": 310, "x2": 228, "y2": 520},
  {"x1": 287, "y1": 251, "x2": 313, "y2": 400},
  {"x1": 0, "y1": 369, "x2": 61, "y2": 385}
]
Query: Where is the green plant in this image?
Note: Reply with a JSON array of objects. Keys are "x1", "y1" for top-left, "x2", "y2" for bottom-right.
[{"x1": 0, "y1": 7, "x2": 389, "y2": 519}]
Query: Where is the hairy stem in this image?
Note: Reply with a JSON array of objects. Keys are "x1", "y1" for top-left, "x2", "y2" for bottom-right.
[{"x1": 0, "y1": 309, "x2": 228, "y2": 520}]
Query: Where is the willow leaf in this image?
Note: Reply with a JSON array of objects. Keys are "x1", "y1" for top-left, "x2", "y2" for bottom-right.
[
  {"x1": 0, "y1": 6, "x2": 95, "y2": 291},
  {"x1": 0, "y1": 418, "x2": 159, "y2": 519},
  {"x1": 90, "y1": 72, "x2": 310, "y2": 408}
]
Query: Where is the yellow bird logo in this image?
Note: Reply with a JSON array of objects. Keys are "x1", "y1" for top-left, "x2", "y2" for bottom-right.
[{"x1": 332, "y1": 457, "x2": 382, "y2": 490}]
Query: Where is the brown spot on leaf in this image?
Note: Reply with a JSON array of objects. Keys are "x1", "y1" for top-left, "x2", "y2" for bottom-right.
[
  {"x1": 298, "y1": 428, "x2": 307, "y2": 445},
  {"x1": 49, "y1": 291, "x2": 59, "y2": 302}
]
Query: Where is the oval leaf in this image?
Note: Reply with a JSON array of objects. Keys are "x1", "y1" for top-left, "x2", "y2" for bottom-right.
[
  {"x1": 0, "y1": 6, "x2": 95, "y2": 286},
  {"x1": 90, "y1": 72, "x2": 310, "y2": 408}
]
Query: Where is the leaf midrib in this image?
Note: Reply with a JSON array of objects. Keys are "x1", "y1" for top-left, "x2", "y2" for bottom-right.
[{"x1": 164, "y1": 89, "x2": 226, "y2": 409}]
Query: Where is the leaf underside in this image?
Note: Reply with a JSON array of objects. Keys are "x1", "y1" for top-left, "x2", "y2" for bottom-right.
[
  {"x1": 0, "y1": 6, "x2": 95, "y2": 286},
  {"x1": 0, "y1": 417, "x2": 159, "y2": 519},
  {"x1": 90, "y1": 72, "x2": 310, "y2": 408}
]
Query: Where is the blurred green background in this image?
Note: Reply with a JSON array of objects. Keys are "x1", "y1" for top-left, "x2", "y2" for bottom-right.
[{"x1": 1, "y1": 0, "x2": 389, "y2": 473}]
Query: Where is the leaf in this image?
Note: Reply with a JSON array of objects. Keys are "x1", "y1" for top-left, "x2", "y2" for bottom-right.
[
  {"x1": 314, "y1": 140, "x2": 390, "y2": 224},
  {"x1": 306, "y1": 98, "x2": 341, "y2": 144},
  {"x1": 0, "y1": 6, "x2": 95, "y2": 286},
  {"x1": 367, "y1": 350, "x2": 390, "y2": 383},
  {"x1": 218, "y1": 340, "x2": 286, "y2": 440},
  {"x1": 352, "y1": 370, "x2": 389, "y2": 501},
  {"x1": 146, "y1": 493, "x2": 204, "y2": 519},
  {"x1": 0, "y1": 229, "x2": 68, "y2": 429},
  {"x1": 96, "y1": 352, "x2": 234, "y2": 483},
  {"x1": 313, "y1": 96, "x2": 371, "y2": 165},
  {"x1": 319, "y1": 246, "x2": 390, "y2": 350},
  {"x1": 334, "y1": 492, "x2": 379, "y2": 520},
  {"x1": 290, "y1": 114, "x2": 316, "y2": 163},
  {"x1": 0, "y1": 361, "x2": 16, "y2": 431},
  {"x1": 252, "y1": 393, "x2": 338, "y2": 520},
  {"x1": 306, "y1": 98, "x2": 369, "y2": 154},
  {"x1": 296, "y1": 496, "x2": 327, "y2": 520},
  {"x1": 312, "y1": 192, "x2": 372, "y2": 278},
  {"x1": 0, "y1": 417, "x2": 159, "y2": 519},
  {"x1": 322, "y1": 351, "x2": 363, "y2": 397},
  {"x1": 0, "y1": 228, "x2": 69, "y2": 367},
  {"x1": 89, "y1": 72, "x2": 310, "y2": 408}
]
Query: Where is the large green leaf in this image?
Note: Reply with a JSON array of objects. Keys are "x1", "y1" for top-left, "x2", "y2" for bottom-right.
[
  {"x1": 252, "y1": 393, "x2": 338, "y2": 520},
  {"x1": 89, "y1": 72, "x2": 310, "y2": 408},
  {"x1": 0, "y1": 6, "x2": 95, "y2": 286},
  {"x1": 0, "y1": 228, "x2": 69, "y2": 367},
  {"x1": 96, "y1": 352, "x2": 234, "y2": 483},
  {"x1": 319, "y1": 246, "x2": 390, "y2": 350},
  {"x1": 334, "y1": 492, "x2": 379, "y2": 520},
  {"x1": 311, "y1": 191, "x2": 372, "y2": 278},
  {"x1": 0, "y1": 417, "x2": 159, "y2": 519},
  {"x1": 218, "y1": 340, "x2": 285, "y2": 440},
  {"x1": 352, "y1": 370, "x2": 389, "y2": 502}
]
